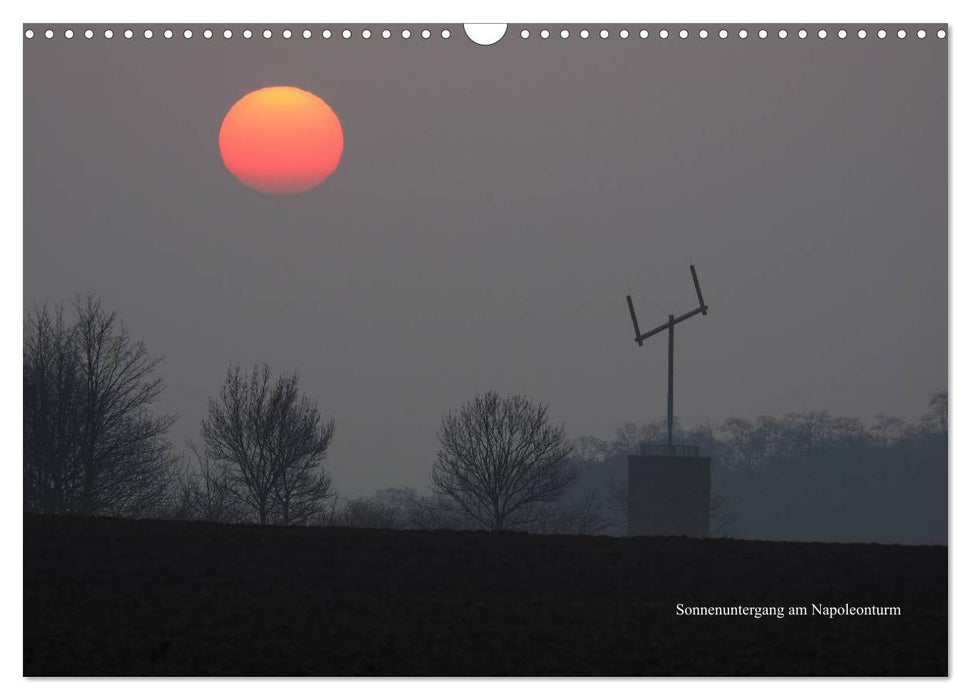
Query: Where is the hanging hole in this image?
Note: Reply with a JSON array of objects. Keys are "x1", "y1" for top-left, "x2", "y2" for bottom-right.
[{"x1": 463, "y1": 23, "x2": 506, "y2": 46}]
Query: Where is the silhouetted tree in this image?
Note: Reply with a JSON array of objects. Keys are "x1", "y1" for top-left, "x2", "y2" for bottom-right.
[
  {"x1": 923, "y1": 391, "x2": 947, "y2": 435},
  {"x1": 322, "y1": 488, "x2": 475, "y2": 531},
  {"x1": 376, "y1": 487, "x2": 474, "y2": 530},
  {"x1": 872, "y1": 414, "x2": 906, "y2": 446},
  {"x1": 431, "y1": 391, "x2": 576, "y2": 531},
  {"x1": 332, "y1": 495, "x2": 399, "y2": 529},
  {"x1": 612, "y1": 420, "x2": 668, "y2": 456},
  {"x1": 24, "y1": 303, "x2": 84, "y2": 514},
  {"x1": 201, "y1": 364, "x2": 335, "y2": 525},
  {"x1": 172, "y1": 440, "x2": 243, "y2": 523},
  {"x1": 572, "y1": 435, "x2": 612, "y2": 463},
  {"x1": 23, "y1": 295, "x2": 176, "y2": 517}
]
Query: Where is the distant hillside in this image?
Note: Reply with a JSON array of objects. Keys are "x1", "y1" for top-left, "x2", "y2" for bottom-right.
[{"x1": 24, "y1": 514, "x2": 946, "y2": 676}]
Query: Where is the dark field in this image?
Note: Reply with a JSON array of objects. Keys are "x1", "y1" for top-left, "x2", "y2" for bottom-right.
[{"x1": 24, "y1": 513, "x2": 947, "y2": 676}]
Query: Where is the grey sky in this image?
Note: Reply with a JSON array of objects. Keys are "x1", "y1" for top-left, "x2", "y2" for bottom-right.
[{"x1": 24, "y1": 25, "x2": 947, "y2": 496}]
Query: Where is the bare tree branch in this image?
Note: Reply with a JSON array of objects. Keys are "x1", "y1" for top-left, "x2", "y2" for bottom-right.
[
  {"x1": 23, "y1": 295, "x2": 176, "y2": 517},
  {"x1": 201, "y1": 363, "x2": 335, "y2": 525},
  {"x1": 431, "y1": 392, "x2": 576, "y2": 531}
]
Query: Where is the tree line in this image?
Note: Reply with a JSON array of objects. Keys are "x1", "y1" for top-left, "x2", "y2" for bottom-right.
[
  {"x1": 23, "y1": 295, "x2": 947, "y2": 542},
  {"x1": 24, "y1": 295, "x2": 583, "y2": 531},
  {"x1": 565, "y1": 399, "x2": 948, "y2": 541}
]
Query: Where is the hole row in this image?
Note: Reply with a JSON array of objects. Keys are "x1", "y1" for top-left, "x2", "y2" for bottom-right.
[
  {"x1": 520, "y1": 27, "x2": 946, "y2": 40},
  {"x1": 25, "y1": 26, "x2": 948, "y2": 42},
  {"x1": 24, "y1": 27, "x2": 454, "y2": 40}
]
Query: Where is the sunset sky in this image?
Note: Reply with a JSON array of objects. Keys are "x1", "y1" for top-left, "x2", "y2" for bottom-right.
[{"x1": 23, "y1": 26, "x2": 947, "y2": 495}]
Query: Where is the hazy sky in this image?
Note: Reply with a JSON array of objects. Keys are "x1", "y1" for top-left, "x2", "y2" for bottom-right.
[{"x1": 24, "y1": 24, "x2": 947, "y2": 496}]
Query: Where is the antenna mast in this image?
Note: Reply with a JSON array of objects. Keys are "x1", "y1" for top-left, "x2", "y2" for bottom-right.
[{"x1": 626, "y1": 265, "x2": 709, "y2": 451}]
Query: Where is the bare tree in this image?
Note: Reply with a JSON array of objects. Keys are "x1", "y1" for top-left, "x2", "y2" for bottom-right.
[
  {"x1": 172, "y1": 440, "x2": 244, "y2": 523},
  {"x1": 23, "y1": 303, "x2": 84, "y2": 514},
  {"x1": 369, "y1": 488, "x2": 477, "y2": 530},
  {"x1": 201, "y1": 364, "x2": 335, "y2": 525},
  {"x1": 431, "y1": 391, "x2": 576, "y2": 531},
  {"x1": 872, "y1": 414, "x2": 905, "y2": 446},
  {"x1": 571, "y1": 435, "x2": 612, "y2": 463},
  {"x1": 332, "y1": 495, "x2": 400, "y2": 529},
  {"x1": 388, "y1": 488, "x2": 475, "y2": 530},
  {"x1": 271, "y1": 453, "x2": 334, "y2": 526},
  {"x1": 923, "y1": 391, "x2": 947, "y2": 435},
  {"x1": 24, "y1": 295, "x2": 176, "y2": 517}
]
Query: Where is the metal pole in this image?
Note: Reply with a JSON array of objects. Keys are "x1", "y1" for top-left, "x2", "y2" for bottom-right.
[{"x1": 667, "y1": 313, "x2": 674, "y2": 450}]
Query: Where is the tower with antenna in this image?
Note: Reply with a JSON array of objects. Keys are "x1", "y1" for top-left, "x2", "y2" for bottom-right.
[
  {"x1": 624, "y1": 264, "x2": 712, "y2": 538},
  {"x1": 626, "y1": 264, "x2": 708, "y2": 453}
]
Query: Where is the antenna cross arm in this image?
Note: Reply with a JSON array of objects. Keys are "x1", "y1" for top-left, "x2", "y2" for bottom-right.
[
  {"x1": 634, "y1": 304, "x2": 708, "y2": 343},
  {"x1": 636, "y1": 319, "x2": 674, "y2": 343},
  {"x1": 671, "y1": 305, "x2": 708, "y2": 326}
]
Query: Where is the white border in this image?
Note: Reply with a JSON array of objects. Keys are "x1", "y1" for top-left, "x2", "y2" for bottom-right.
[{"x1": 6, "y1": 0, "x2": 964, "y2": 698}]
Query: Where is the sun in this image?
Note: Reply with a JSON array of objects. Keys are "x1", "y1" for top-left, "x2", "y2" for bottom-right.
[{"x1": 218, "y1": 86, "x2": 344, "y2": 195}]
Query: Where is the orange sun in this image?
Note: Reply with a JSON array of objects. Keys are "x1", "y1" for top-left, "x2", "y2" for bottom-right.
[{"x1": 219, "y1": 86, "x2": 344, "y2": 195}]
